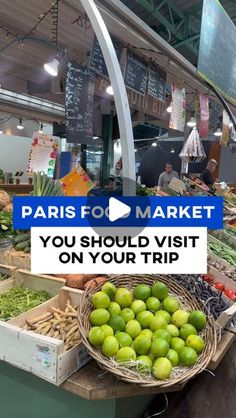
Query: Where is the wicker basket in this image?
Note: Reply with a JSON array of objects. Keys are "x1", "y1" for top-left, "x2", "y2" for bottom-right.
[{"x1": 78, "y1": 274, "x2": 218, "y2": 388}]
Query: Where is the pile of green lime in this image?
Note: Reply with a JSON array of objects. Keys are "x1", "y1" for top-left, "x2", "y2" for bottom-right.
[{"x1": 87, "y1": 281, "x2": 207, "y2": 380}]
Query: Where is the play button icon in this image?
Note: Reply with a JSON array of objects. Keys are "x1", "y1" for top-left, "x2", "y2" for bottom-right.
[{"x1": 109, "y1": 197, "x2": 131, "y2": 222}]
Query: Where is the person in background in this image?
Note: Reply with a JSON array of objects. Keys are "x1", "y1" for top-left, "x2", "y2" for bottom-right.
[
  {"x1": 200, "y1": 159, "x2": 218, "y2": 188},
  {"x1": 158, "y1": 163, "x2": 179, "y2": 193}
]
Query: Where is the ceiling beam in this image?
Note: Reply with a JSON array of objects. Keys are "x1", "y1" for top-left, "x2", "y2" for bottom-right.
[{"x1": 126, "y1": 0, "x2": 200, "y2": 56}]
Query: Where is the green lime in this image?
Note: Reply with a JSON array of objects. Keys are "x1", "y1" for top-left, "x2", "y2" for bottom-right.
[
  {"x1": 186, "y1": 335, "x2": 205, "y2": 353},
  {"x1": 166, "y1": 324, "x2": 180, "y2": 337},
  {"x1": 115, "y1": 347, "x2": 136, "y2": 363},
  {"x1": 146, "y1": 297, "x2": 161, "y2": 312},
  {"x1": 102, "y1": 282, "x2": 116, "y2": 300},
  {"x1": 115, "y1": 332, "x2": 132, "y2": 348},
  {"x1": 180, "y1": 324, "x2": 197, "y2": 341},
  {"x1": 166, "y1": 349, "x2": 179, "y2": 367},
  {"x1": 136, "y1": 311, "x2": 154, "y2": 328},
  {"x1": 120, "y1": 308, "x2": 135, "y2": 323},
  {"x1": 125, "y1": 319, "x2": 141, "y2": 339},
  {"x1": 108, "y1": 301, "x2": 121, "y2": 316},
  {"x1": 188, "y1": 310, "x2": 207, "y2": 330},
  {"x1": 171, "y1": 310, "x2": 189, "y2": 328},
  {"x1": 131, "y1": 300, "x2": 146, "y2": 315},
  {"x1": 108, "y1": 315, "x2": 126, "y2": 332},
  {"x1": 152, "y1": 357, "x2": 172, "y2": 380},
  {"x1": 102, "y1": 336, "x2": 119, "y2": 357},
  {"x1": 88, "y1": 326, "x2": 105, "y2": 346},
  {"x1": 179, "y1": 347, "x2": 197, "y2": 367},
  {"x1": 170, "y1": 337, "x2": 185, "y2": 354},
  {"x1": 92, "y1": 291, "x2": 110, "y2": 309},
  {"x1": 152, "y1": 282, "x2": 169, "y2": 301},
  {"x1": 133, "y1": 284, "x2": 151, "y2": 301},
  {"x1": 155, "y1": 310, "x2": 171, "y2": 324},
  {"x1": 100, "y1": 324, "x2": 114, "y2": 337},
  {"x1": 89, "y1": 309, "x2": 110, "y2": 326},
  {"x1": 153, "y1": 329, "x2": 171, "y2": 345},
  {"x1": 133, "y1": 335, "x2": 152, "y2": 355},
  {"x1": 150, "y1": 316, "x2": 167, "y2": 331},
  {"x1": 151, "y1": 338, "x2": 169, "y2": 358},
  {"x1": 140, "y1": 329, "x2": 153, "y2": 339},
  {"x1": 162, "y1": 297, "x2": 180, "y2": 314},
  {"x1": 137, "y1": 355, "x2": 153, "y2": 373},
  {"x1": 115, "y1": 288, "x2": 132, "y2": 308}
]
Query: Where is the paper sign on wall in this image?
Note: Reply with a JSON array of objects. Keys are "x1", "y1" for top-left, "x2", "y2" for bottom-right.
[
  {"x1": 220, "y1": 110, "x2": 230, "y2": 146},
  {"x1": 169, "y1": 85, "x2": 186, "y2": 132},
  {"x1": 199, "y1": 94, "x2": 209, "y2": 138},
  {"x1": 27, "y1": 132, "x2": 59, "y2": 177}
]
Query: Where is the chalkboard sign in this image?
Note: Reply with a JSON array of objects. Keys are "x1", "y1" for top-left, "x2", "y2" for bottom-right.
[
  {"x1": 65, "y1": 62, "x2": 95, "y2": 144},
  {"x1": 89, "y1": 36, "x2": 122, "y2": 78},
  {"x1": 124, "y1": 51, "x2": 148, "y2": 95},
  {"x1": 198, "y1": 0, "x2": 236, "y2": 105},
  {"x1": 209, "y1": 100, "x2": 221, "y2": 131},
  {"x1": 148, "y1": 63, "x2": 166, "y2": 101}
]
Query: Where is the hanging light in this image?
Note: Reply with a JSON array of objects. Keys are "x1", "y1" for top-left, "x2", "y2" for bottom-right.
[
  {"x1": 170, "y1": 146, "x2": 175, "y2": 154},
  {"x1": 106, "y1": 85, "x2": 114, "y2": 95},
  {"x1": 166, "y1": 103, "x2": 172, "y2": 113},
  {"x1": 187, "y1": 116, "x2": 197, "y2": 128},
  {"x1": 152, "y1": 142, "x2": 157, "y2": 147},
  {"x1": 214, "y1": 128, "x2": 222, "y2": 137},
  {"x1": 134, "y1": 149, "x2": 137, "y2": 153},
  {"x1": 44, "y1": 58, "x2": 59, "y2": 77},
  {"x1": 38, "y1": 123, "x2": 44, "y2": 134},
  {"x1": 17, "y1": 119, "x2": 24, "y2": 130},
  {"x1": 93, "y1": 136, "x2": 99, "y2": 140}
]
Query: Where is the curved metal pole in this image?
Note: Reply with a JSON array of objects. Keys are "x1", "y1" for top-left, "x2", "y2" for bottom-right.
[{"x1": 80, "y1": 0, "x2": 136, "y2": 196}]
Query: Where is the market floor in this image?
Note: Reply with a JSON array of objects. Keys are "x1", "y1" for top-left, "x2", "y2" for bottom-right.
[{"x1": 144, "y1": 340, "x2": 236, "y2": 418}]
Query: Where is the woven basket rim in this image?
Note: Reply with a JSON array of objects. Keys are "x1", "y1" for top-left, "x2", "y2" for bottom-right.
[{"x1": 78, "y1": 274, "x2": 218, "y2": 388}]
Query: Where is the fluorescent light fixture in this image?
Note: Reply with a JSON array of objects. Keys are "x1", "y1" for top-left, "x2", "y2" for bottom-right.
[
  {"x1": 214, "y1": 128, "x2": 222, "y2": 137},
  {"x1": 17, "y1": 119, "x2": 24, "y2": 130},
  {"x1": 187, "y1": 116, "x2": 197, "y2": 127},
  {"x1": 44, "y1": 58, "x2": 59, "y2": 77},
  {"x1": 152, "y1": 142, "x2": 157, "y2": 147},
  {"x1": 93, "y1": 136, "x2": 99, "y2": 140},
  {"x1": 134, "y1": 149, "x2": 137, "y2": 152},
  {"x1": 38, "y1": 123, "x2": 44, "y2": 134},
  {"x1": 166, "y1": 103, "x2": 172, "y2": 113},
  {"x1": 106, "y1": 85, "x2": 114, "y2": 95}
]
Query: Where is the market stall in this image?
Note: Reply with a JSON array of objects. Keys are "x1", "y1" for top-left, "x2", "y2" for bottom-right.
[{"x1": 0, "y1": 0, "x2": 236, "y2": 417}]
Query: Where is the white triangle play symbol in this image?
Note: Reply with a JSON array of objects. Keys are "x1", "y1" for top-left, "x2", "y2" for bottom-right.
[{"x1": 109, "y1": 197, "x2": 131, "y2": 222}]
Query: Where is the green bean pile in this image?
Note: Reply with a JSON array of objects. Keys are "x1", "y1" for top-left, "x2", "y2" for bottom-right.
[
  {"x1": 0, "y1": 288, "x2": 50, "y2": 321},
  {"x1": 208, "y1": 241, "x2": 236, "y2": 267}
]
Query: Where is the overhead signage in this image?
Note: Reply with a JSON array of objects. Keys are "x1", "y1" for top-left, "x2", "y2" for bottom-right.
[
  {"x1": 65, "y1": 62, "x2": 95, "y2": 144},
  {"x1": 124, "y1": 50, "x2": 148, "y2": 95},
  {"x1": 198, "y1": 0, "x2": 236, "y2": 105}
]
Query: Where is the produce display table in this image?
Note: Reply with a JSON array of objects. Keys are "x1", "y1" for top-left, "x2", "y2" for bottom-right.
[
  {"x1": 0, "y1": 331, "x2": 234, "y2": 418},
  {"x1": 0, "y1": 183, "x2": 33, "y2": 194}
]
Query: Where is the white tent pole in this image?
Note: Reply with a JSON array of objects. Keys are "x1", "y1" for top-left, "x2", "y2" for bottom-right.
[{"x1": 80, "y1": 0, "x2": 136, "y2": 195}]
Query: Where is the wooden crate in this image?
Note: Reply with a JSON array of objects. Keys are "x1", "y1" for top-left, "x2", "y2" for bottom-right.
[
  {"x1": 0, "y1": 269, "x2": 65, "y2": 297},
  {"x1": 0, "y1": 249, "x2": 30, "y2": 270},
  {"x1": 0, "y1": 287, "x2": 90, "y2": 385},
  {"x1": 0, "y1": 263, "x2": 16, "y2": 285}
]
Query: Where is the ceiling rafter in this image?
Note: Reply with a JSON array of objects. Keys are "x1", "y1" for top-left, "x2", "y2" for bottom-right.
[{"x1": 133, "y1": 0, "x2": 200, "y2": 56}]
